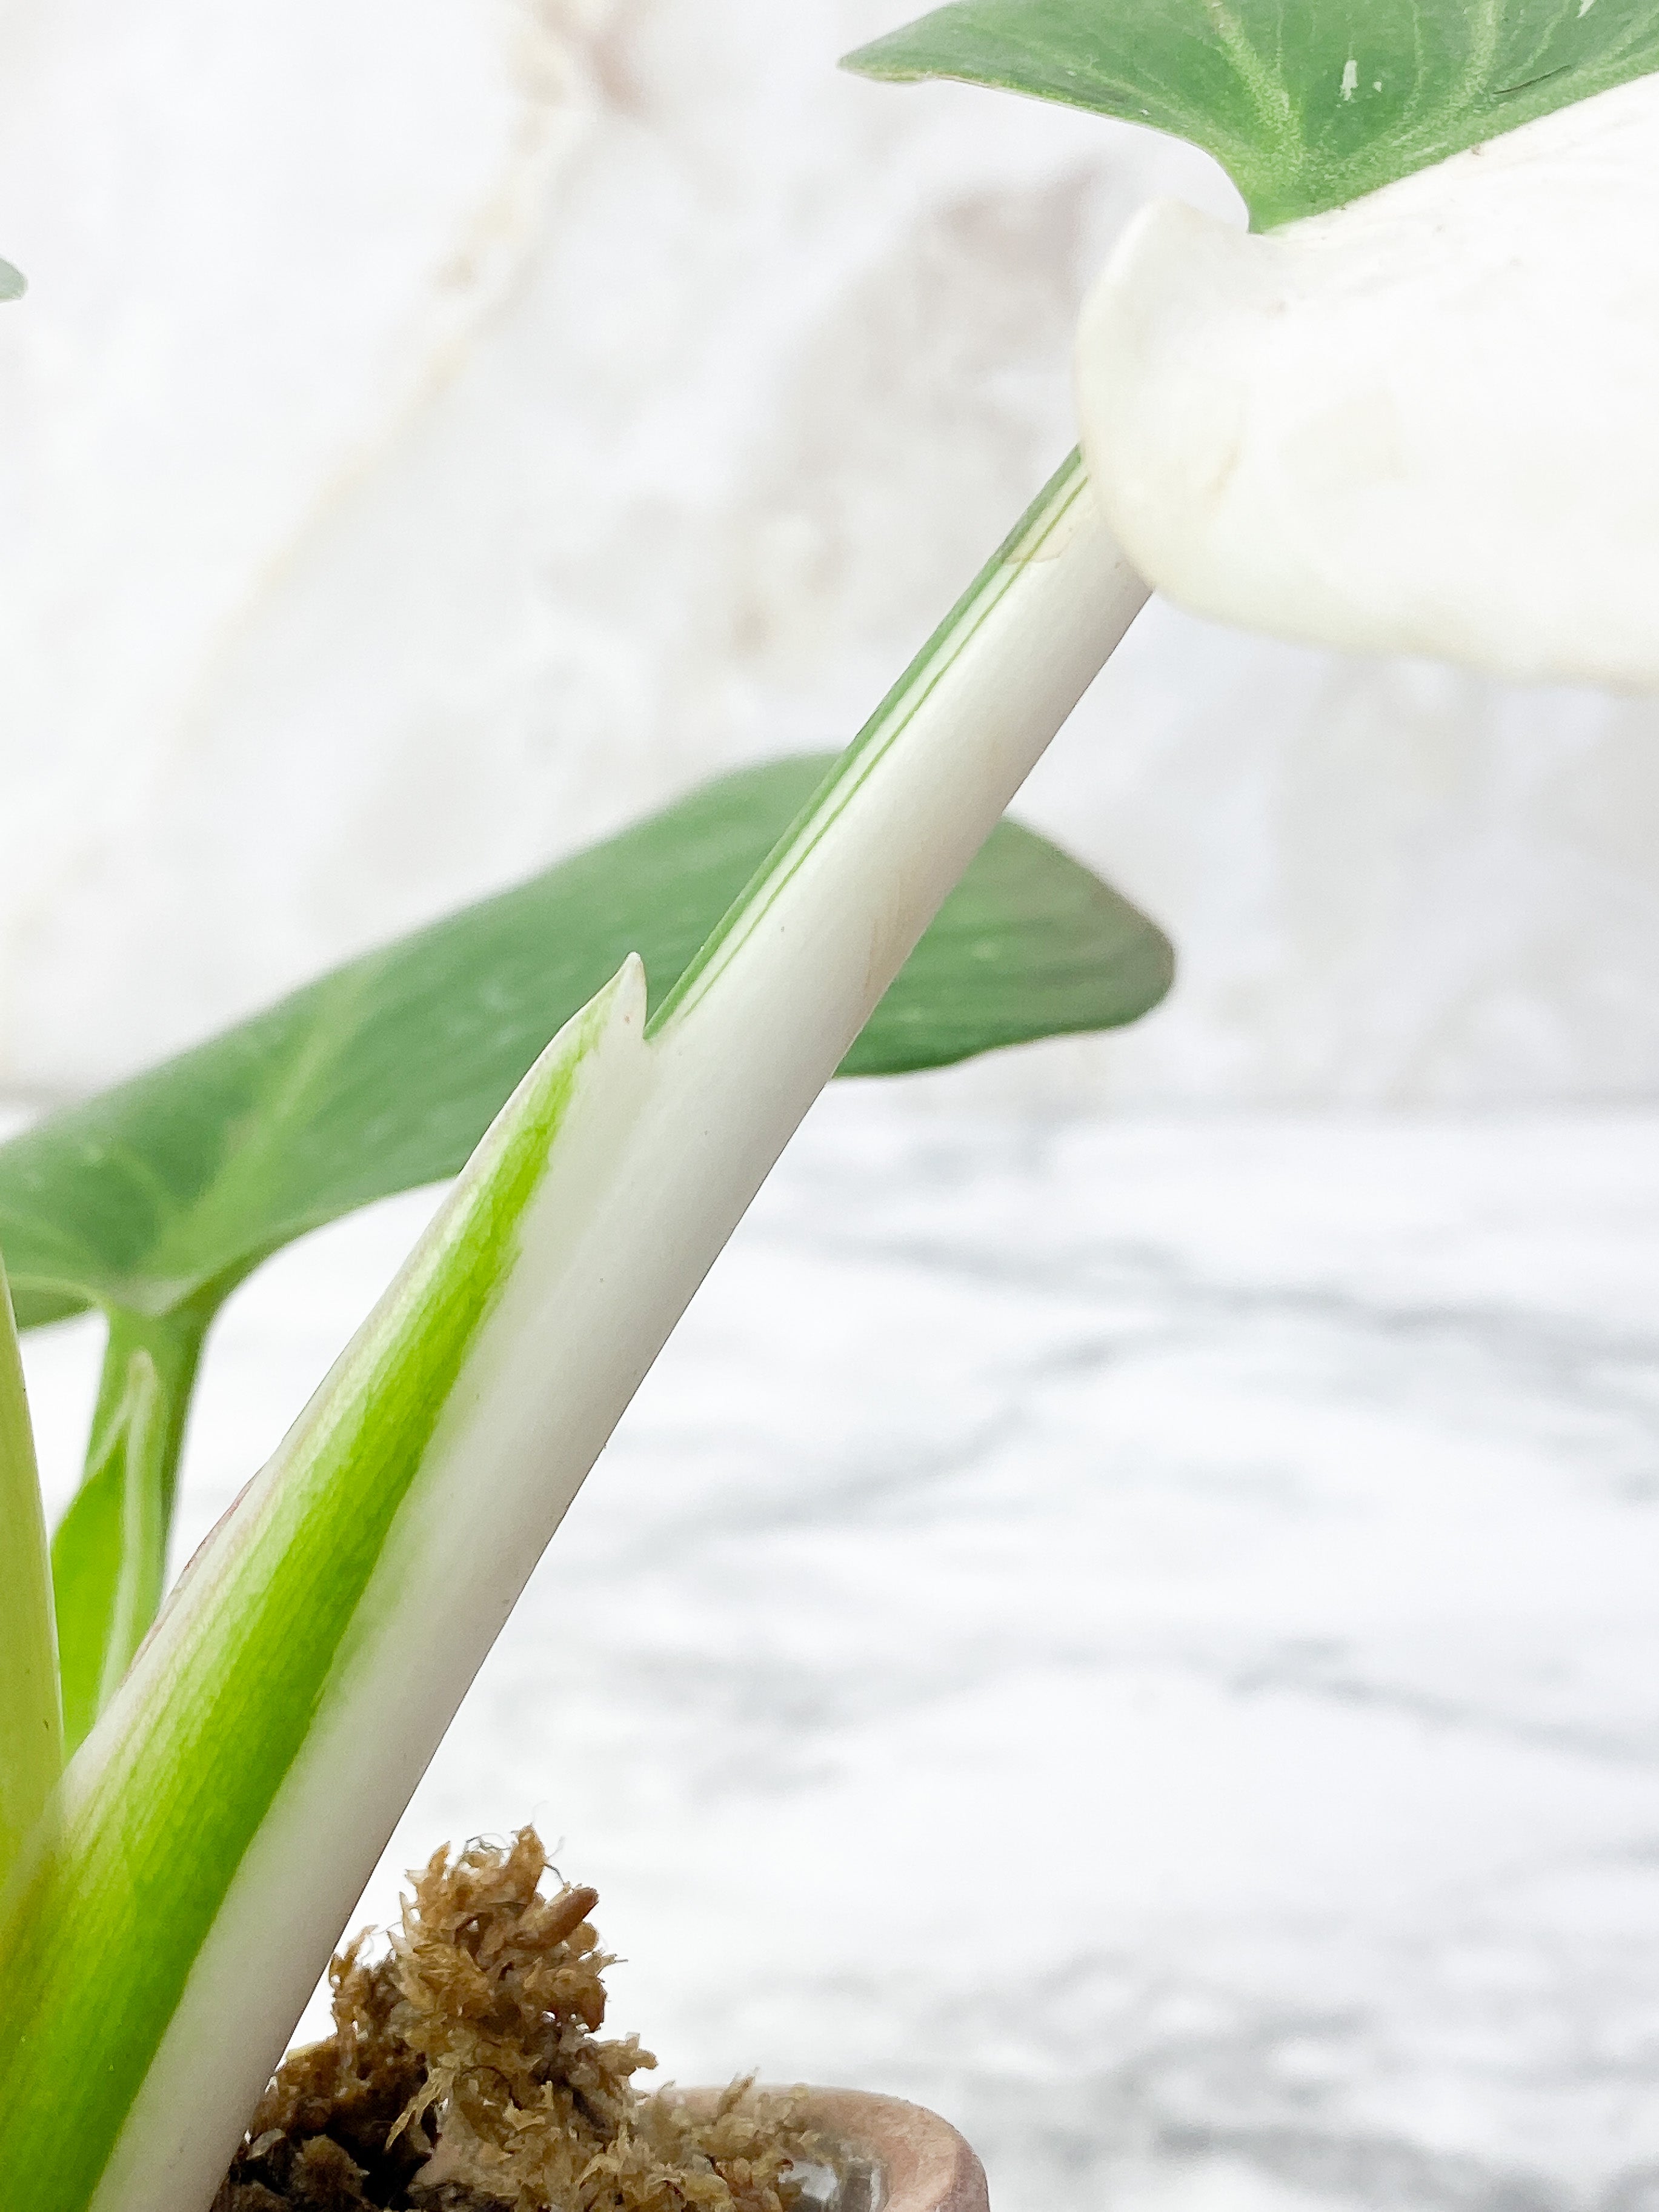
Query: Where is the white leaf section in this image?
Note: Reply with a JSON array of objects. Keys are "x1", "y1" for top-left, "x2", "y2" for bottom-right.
[
  {"x1": 87, "y1": 464, "x2": 1149, "y2": 2212},
  {"x1": 1074, "y1": 71, "x2": 1659, "y2": 688}
]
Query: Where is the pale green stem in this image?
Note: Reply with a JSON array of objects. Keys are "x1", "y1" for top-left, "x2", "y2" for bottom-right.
[
  {"x1": 51, "y1": 1301, "x2": 216, "y2": 1752},
  {"x1": 0, "y1": 1254, "x2": 61, "y2": 1892}
]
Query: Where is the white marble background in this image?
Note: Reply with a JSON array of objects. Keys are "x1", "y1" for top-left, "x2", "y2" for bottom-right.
[
  {"x1": 0, "y1": 0, "x2": 1656, "y2": 1104},
  {"x1": 24, "y1": 1092, "x2": 1659, "y2": 2212}
]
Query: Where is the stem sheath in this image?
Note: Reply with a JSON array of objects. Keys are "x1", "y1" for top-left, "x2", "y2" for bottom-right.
[{"x1": 0, "y1": 454, "x2": 1149, "y2": 2212}]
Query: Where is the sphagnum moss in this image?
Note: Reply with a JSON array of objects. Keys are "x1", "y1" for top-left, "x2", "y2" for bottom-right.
[{"x1": 213, "y1": 1831, "x2": 815, "y2": 2212}]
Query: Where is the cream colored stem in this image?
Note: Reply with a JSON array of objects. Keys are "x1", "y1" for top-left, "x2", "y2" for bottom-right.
[{"x1": 53, "y1": 453, "x2": 1147, "y2": 2212}]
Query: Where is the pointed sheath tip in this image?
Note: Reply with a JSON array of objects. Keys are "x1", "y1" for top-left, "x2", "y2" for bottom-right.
[{"x1": 596, "y1": 949, "x2": 648, "y2": 1043}]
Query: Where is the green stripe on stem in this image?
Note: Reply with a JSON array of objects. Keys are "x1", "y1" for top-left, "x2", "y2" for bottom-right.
[{"x1": 653, "y1": 447, "x2": 1093, "y2": 1034}]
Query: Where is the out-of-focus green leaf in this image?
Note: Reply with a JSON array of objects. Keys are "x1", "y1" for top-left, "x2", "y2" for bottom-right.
[
  {"x1": 0, "y1": 755, "x2": 1171, "y2": 1332},
  {"x1": 836, "y1": 799, "x2": 1169, "y2": 1073},
  {"x1": 843, "y1": 0, "x2": 1659, "y2": 230}
]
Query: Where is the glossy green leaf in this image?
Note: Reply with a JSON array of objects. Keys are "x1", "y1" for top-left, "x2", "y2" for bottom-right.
[
  {"x1": 843, "y1": 1, "x2": 1659, "y2": 230},
  {"x1": 0, "y1": 755, "x2": 1171, "y2": 1335}
]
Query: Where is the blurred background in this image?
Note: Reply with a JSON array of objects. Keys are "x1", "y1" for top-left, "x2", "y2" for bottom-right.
[
  {"x1": 4, "y1": 0, "x2": 1659, "y2": 1106},
  {"x1": 8, "y1": 4, "x2": 1659, "y2": 2211}
]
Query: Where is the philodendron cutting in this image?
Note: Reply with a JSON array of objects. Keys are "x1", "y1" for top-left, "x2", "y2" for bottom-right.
[
  {"x1": 4, "y1": 0, "x2": 1649, "y2": 2207},
  {"x1": 0, "y1": 470, "x2": 1156, "y2": 2212}
]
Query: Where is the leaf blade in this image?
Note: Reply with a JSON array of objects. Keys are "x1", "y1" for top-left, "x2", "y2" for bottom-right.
[
  {"x1": 842, "y1": 0, "x2": 1659, "y2": 228},
  {"x1": 843, "y1": 812, "x2": 1172, "y2": 1074},
  {"x1": 0, "y1": 757, "x2": 1171, "y2": 1329}
]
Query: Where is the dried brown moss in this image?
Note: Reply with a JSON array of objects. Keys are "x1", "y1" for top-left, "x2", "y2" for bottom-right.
[{"x1": 214, "y1": 1830, "x2": 814, "y2": 2212}]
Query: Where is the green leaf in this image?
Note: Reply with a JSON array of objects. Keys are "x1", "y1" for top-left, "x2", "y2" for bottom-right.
[
  {"x1": 842, "y1": 1, "x2": 1659, "y2": 230},
  {"x1": 0, "y1": 755, "x2": 1171, "y2": 1334},
  {"x1": 0, "y1": 262, "x2": 25, "y2": 303},
  {"x1": 840, "y1": 808, "x2": 1169, "y2": 1073},
  {"x1": 0, "y1": 1258, "x2": 59, "y2": 1891}
]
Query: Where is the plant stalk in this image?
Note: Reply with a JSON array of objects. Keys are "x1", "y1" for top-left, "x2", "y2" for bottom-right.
[
  {"x1": 0, "y1": 451, "x2": 1151, "y2": 2212},
  {"x1": 51, "y1": 1302, "x2": 215, "y2": 1752},
  {"x1": 0, "y1": 1255, "x2": 60, "y2": 1892}
]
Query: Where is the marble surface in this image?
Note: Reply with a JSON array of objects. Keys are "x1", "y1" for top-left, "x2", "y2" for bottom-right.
[
  {"x1": 22, "y1": 1084, "x2": 1659, "y2": 2212},
  {"x1": 3, "y1": 0, "x2": 1659, "y2": 1104}
]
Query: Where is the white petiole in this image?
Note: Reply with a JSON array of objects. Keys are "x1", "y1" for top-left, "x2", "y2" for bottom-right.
[{"x1": 0, "y1": 451, "x2": 1149, "y2": 2212}]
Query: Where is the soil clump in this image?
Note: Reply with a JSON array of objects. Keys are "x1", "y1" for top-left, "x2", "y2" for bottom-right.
[{"x1": 213, "y1": 1829, "x2": 814, "y2": 2212}]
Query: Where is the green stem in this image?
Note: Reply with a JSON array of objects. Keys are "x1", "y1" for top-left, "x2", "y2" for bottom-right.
[
  {"x1": 52, "y1": 1298, "x2": 217, "y2": 1753},
  {"x1": 0, "y1": 1257, "x2": 59, "y2": 1890}
]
